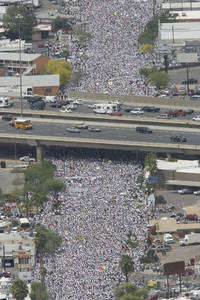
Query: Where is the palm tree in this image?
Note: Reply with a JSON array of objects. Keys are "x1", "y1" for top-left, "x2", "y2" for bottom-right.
[{"x1": 11, "y1": 279, "x2": 28, "y2": 300}]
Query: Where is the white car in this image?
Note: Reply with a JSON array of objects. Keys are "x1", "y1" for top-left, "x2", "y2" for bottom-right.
[
  {"x1": 193, "y1": 116, "x2": 200, "y2": 121},
  {"x1": 194, "y1": 190, "x2": 200, "y2": 195},
  {"x1": 60, "y1": 108, "x2": 72, "y2": 113},
  {"x1": 130, "y1": 108, "x2": 144, "y2": 115},
  {"x1": 19, "y1": 156, "x2": 36, "y2": 162},
  {"x1": 73, "y1": 99, "x2": 83, "y2": 105}
]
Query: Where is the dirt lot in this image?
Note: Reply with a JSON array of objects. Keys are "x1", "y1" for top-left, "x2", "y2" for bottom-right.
[{"x1": 0, "y1": 160, "x2": 25, "y2": 194}]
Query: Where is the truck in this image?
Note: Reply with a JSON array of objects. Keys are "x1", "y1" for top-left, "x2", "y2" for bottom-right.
[
  {"x1": 179, "y1": 232, "x2": 200, "y2": 246},
  {"x1": 93, "y1": 103, "x2": 120, "y2": 114}
]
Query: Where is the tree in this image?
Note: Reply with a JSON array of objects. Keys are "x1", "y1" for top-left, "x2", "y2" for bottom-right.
[
  {"x1": 30, "y1": 282, "x2": 49, "y2": 300},
  {"x1": 61, "y1": 49, "x2": 70, "y2": 60},
  {"x1": 35, "y1": 226, "x2": 62, "y2": 283},
  {"x1": 72, "y1": 29, "x2": 93, "y2": 50},
  {"x1": 114, "y1": 282, "x2": 148, "y2": 300},
  {"x1": 45, "y1": 178, "x2": 65, "y2": 200},
  {"x1": 149, "y1": 71, "x2": 169, "y2": 90},
  {"x1": 52, "y1": 16, "x2": 72, "y2": 32},
  {"x1": 139, "y1": 67, "x2": 157, "y2": 77},
  {"x1": 11, "y1": 279, "x2": 28, "y2": 300},
  {"x1": 3, "y1": 6, "x2": 36, "y2": 40},
  {"x1": 144, "y1": 152, "x2": 157, "y2": 176},
  {"x1": 119, "y1": 254, "x2": 134, "y2": 282},
  {"x1": 46, "y1": 59, "x2": 72, "y2": 86}
]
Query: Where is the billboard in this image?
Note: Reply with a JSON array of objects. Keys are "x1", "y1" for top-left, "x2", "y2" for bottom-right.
[
  {"x1": 164, "y1": 261, "x2": 185, "y2": 275},
  {"x1": 13, "y1": 251, "x2": 30, "y2": 259}
]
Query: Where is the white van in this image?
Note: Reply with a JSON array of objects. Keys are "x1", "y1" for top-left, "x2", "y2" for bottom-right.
[{"x1": 93, "y1": 103, "x2": 119, "y2": 114}]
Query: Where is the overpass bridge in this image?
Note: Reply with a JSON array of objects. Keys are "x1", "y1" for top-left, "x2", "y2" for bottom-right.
[{"x1": 1, "y1": 133, "x2": 200, "y2": 161}]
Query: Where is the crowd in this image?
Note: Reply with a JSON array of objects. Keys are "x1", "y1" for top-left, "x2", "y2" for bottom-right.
[
  {"x1": 64, "y1": 0, "x2": 161, "y2": 96},
  {"x1": 32, "y1": 149, "x2": 152, "y2": 299}
]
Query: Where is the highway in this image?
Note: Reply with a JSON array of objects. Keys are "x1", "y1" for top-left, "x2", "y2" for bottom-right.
[{"x1": 1, "y1": 119, "x2": 200, "y2": 146}]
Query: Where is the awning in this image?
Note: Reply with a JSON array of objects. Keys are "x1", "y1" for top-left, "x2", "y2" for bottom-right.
[{"x1": 166, "y1": 180, "x2": 200, "y2": 187}]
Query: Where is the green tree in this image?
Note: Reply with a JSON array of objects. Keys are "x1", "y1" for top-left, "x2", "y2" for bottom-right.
[
  {"x1": 72, "y1": 29, "x2": 93, "y2": 49},
  {"x1": 46, "y1": 59, "x2": 72, "y2": 85},
  {"x1": 30, "y1": 282, "x2": 49, "y2": 300},
  {"x1": 139, "y1": 66, "x2": 157, "y2": 77},
  {"x1": 144, "y1": 152, "x2": 157, "y2": 176},
  {"x1": 45, "y1": 178, "x2": 64, "y2": 200},
  {"x1": 35, "y1": 226, "x2": 62, "y2": 283},
  {"x1": 119, "y1": 254, "x2": 134, "y2": 282},
  {"x1": 149, "y1": 71, "x2": 169, "y2": 90},
  {"x1": 3, "y1": 6, "x2": 36, "y2": 40},
  {"x1": 11, "y1": 279, "x2": 28, "y2": 300},
  {"x1": 114, "y1": 282, "x2": 148, "y2": 300},
  {"x1": 61, "y1": 49, "x2": 70, "y2": 60},
  {"x1": 52, "y1": 16, "x2": 72, "y2": 31}
]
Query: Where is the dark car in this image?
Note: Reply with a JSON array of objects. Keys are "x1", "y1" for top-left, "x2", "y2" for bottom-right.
[
  {"x1": 170, "y1": 135, "x2": 187, "y2": 143},
  {"x1": 30, "y1": 100, "x2": 45, "y2": 110},
  {"x1": 182, "y1": 78, "x2": 198, "y2": 85},
  {"x1": 141, "y1": 106, "x2": 160, "y2": 112},
  {"x1": 109, "y1": 112, "x2": 122, "y2": 116},
  {"x1": 51, "y1": 101, "x2": 69, "y2": 108},
  {"x1": 2, "y1": 114, "x2": 15, "y2": 121},
  {"x1": 136, "y1": 126, "x2": 153, "y2": 134},
  {"x1": 124, "y1": 107, "x2": 133, "y2": 113},
  {"x1": 182, "y1": 109, "x2": 194, "y2": 115},
  {"x1": 165, "y1": 110, "x2": 178, "y2": 117}
]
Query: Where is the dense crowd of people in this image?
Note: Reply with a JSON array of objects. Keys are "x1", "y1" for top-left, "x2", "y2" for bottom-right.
[
  {"x1": 32, "y1": 149, "x2": 151, "y2": 299},
  {"x1": 64, "y1": 0, "x2": 160, "y2": 96}
]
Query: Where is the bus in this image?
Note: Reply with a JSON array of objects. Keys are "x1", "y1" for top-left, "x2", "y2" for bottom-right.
[
  {"x1": 14, "y1": 119, "x2": 32, "y2": 130},
  {"x1": 19, "y1": 218, "x2": 30, "y2": 231},
  {"x1": 190, "y1": 95, "x2": 200, "y2": 100}
]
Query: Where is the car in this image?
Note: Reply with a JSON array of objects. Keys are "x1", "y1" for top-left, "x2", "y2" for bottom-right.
[
  {"x1": 182, "y1": 109, "x2": 194, "y2": 115},
  {"x1": 193, "y1": 116, "x2": 200, "y2": 121},
  {"x1": 37, "y1": 43, "x2": 45, "y2": 48},
  {"x1": 130, "y1": 108, "x2": 144, "y2": 115},
  {"x1": 124, "y1": 107, "x2": 133, "y2": 113},
  {"x1": 19, "y1": 156, "x2": 36, "y2": 162},
  {"x1": 159, "y1": 113, "x2": 172, "y2": 119},
  {"x1": 88, "y1": 127, "x2": 101, "y2": 132},
  {"x1": 67, "y1": 127, "x2": 81, "y2": 133},
  {"x1": 194, "y1": 190, "x2": 200, "y2": 195},
  {"x1": 109, "y1": 112, "x2": 122, "y2": 116},
  {"x1": 74, "y1": 124, "x2": 88, "y2": 129},
  {"x1": 72, "y1": 99, "x2": 83, "y2": 105},
  {"x1": 185, "y1": 268, "x2": 195, "y2": 275},
  {"x1": 30, "y1": 100, "x2": 45, "y2": 110},
  {"x1": 178, "y1": 188, "x2": 194, "y2": 194},
  {"x1": 182, "y1": 78, "x2": 198, "y2": 84},
  {"x1": 136, "y1": 126, "x2": 152, "y2": 134},
  {"x1": 2, "y1": 114, "x2": 15, "y2": 121},
  {"x1": 186, "y1": 214, "x2": 198, "y2": 221},
  {"x1": 51, "y1": 101, "x2": 69, "y2": 108},
  {"x1": 59, "y1": 109, "x2": 72, "y2": 113},
  {"x1": 170, "y1": 136, "x2": 187, "y2": 143},
  {"x1": 141, "y1": 106, "x2": 160, "y2": 112}
]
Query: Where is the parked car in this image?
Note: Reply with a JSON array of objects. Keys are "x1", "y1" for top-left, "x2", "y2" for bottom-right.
[
  {"x1": 19, "y1": 156, "x2": 36, "y2": 162},
  {"x1": 124, "y1": 107, "x2": 133, "y2": 113},
  {"x1": 74, "y1": 124, "x2": 88, "y2": 129},
  {"x1": 182, "y1": 109, "x2": 194, "y2": 115},
  {"x1": 51, "y1": 101, "x2": 69, "y2": 108},
  {"x1": 193, "y1": 116, "x2": 200, "y2": 121},
  {"x1": 159, "y1": 113, "x2": 172, "y2": 119},
  {"x1": 136, "y1": 126, "x2": 152, "y2": 134},
  {"x1": 141, "y1": 106, "x2": 160, "y2": 112},
  {"x1": 194, "y1": 190, "x2": 200, "y2": 195},
  {"x1": 30, "y1": 100, "x2": 45, "y2": 110},
  {"x1": 130, "y1": 108, "x2": 144, "y2": 115},
  {"x1": 170, "y1": 135, "x2": 187, "y2": 143},
  {"x1": 109, "y1": 112, "x2": 122, "y2": 116},
  {"x1": 186, "y1": 214, "x2": 198, "y2": 221},
  {"x1": 178, "y1": 188, "x2": 194, "y2": 194},
  {"x1": 165, "y1": 111, "x2": 178, "y2": 117}
]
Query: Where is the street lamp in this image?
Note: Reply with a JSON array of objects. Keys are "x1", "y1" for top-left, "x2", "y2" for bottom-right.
[{"x1": 15, "y1": 14, "x2": 23, "y2": 117}]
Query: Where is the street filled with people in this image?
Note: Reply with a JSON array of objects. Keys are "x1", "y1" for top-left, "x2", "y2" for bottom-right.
[
  {"x1": 65, "y1": 0, "x2": 160, "y2": 96},
  {"x1": 32, "y1": 149, "x2": 150, "y2": 299}
]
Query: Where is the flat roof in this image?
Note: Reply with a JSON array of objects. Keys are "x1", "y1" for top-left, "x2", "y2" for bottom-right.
[
  {"x1": 172, "y1": 10, "x2": 200, "y2": 20},
  {"x1": 166, "y1": 180, "x2": 200, "y2": 187},
  {"x1": 0, "y1": 75, "x2": 60, "y2": 87},
  {"x1": 160, "y1": 22, "x2": 200, "y2": 40},
  {"x1": 157, "y1": 159, "x2": 199, "y2": 170},
  {"x1": 0, "y1": 52, "x2": 41, "y2": 62}
]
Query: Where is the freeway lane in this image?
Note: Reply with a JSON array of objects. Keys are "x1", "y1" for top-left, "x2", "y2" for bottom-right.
[{"x1": 1, "y1": 119, "x2": 200, "y2": 146}]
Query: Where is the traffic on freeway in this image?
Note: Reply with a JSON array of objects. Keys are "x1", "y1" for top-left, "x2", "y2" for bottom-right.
[{"x1": 1, "y1": 117, "x2": 200, "y2": 145}]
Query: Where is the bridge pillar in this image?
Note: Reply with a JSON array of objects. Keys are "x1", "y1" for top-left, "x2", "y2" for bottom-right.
[{"x1": 36, "y1": 146, "x2": 43, "y2": 161}]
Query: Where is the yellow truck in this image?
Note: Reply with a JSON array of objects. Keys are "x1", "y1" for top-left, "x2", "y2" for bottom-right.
[{"x1": 14, "y1": 119, "x2": 32, "y2": 130}]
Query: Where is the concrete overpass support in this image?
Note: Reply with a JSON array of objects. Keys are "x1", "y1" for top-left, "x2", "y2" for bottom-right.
[{"x1": 36, "y1": 145, "x2": 44, "y2": 161}]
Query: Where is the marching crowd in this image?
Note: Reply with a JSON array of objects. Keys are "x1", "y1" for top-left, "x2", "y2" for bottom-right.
[
  {"x1": 64, "y1": 0, "x2": 161, "y2": 96},
  {"x1": 32, "y1": 149, "x2": 151, "y2": 299}
]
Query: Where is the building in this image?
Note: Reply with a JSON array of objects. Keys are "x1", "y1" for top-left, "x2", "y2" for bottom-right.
[
  {"x1": 0, "y1": 39, "x2": 32, "y2": 53},
  {"x1": 0, "y1": 53, "x2": 50, "y2": 76},
  {"x1": 0, "y1": 232, "x2": 35, "y2": 271},
  {"x1": 157, "y1": 159, "x2": 200, "y2": 188},
  {"x1": 32, "y1": 23, "x2": 52, "y2": 41},
  {"x1": 149, "y1": 218, "x2": 200, "y2": 234},
  {"x1": 0, "y1": 74, "x2": 60, "y2": 96},
  {"x1": 162, "y1": 1, "x2": 200, "y2": 11},
  {"x1": 171, "y1": 10, "x2": 200, "y2": 22},
  {"x1": 159, "y1": 22, "x2": 200, "y2": 45}
]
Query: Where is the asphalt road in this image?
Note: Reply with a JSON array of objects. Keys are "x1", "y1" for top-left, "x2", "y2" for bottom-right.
[{"x1": 1, "y1": 119, "x2": 200, "y2": 145}]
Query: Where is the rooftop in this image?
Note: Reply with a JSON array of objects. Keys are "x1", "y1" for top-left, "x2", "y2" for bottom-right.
[
  {"x1": 0, "y1": 52, "x2": 41, "y2": 62},
  {"x1": 166, "y1": 180, "x2": 200, "y2": 187},
  {"x1": 0, "y1": 75, "x2": 60, "y2": 87},
  {"x1": 149, "y1": 218, "x2": 200, "y2": 233},
  {"x1": 157, "y1": 159, "x2": 199, "y2": 170}
]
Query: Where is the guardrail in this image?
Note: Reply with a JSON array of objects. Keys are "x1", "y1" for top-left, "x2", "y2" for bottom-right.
[{"x1": 0, "y1": 108, "x2": 200, "y2": 129}]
